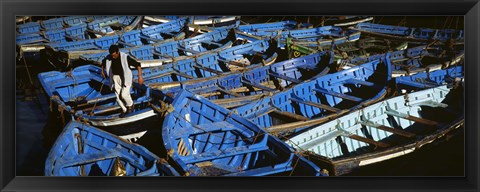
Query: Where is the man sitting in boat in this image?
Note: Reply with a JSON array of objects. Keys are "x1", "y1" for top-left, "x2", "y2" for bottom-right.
[{"x1": 101, "y1": 45, "x2": 144, "y2": 118}]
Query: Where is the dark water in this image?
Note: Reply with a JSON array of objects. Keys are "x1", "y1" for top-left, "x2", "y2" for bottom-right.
[{"x1": 15, "y1": 16, "x2": 464, "y2": 176}]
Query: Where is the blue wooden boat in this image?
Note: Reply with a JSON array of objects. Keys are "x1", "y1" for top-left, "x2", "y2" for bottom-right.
[
  {"x1": 287, "y1": 85, "x2": 464, "y2": 175},
  {"x1": 16, "y1": 33, "x2": 46, "y2": 45},
  {"x1": 46, "y1": 17, "x2": 186, "y2": 52},
  {"x1": 283, "y1": 30, "x2": 362, "y2": 49},
  {"x1": 86, "y1": 16, "x2": 141, "y2": 37},
  {"x1": 144, "y1": 16, "x2": 240, "y2": 27},
  {"x1": 385, "y1": 46, "x2": 464, "y2": 77},
  {"x1": 45, "y1": 121, "x2": 180, "y2": 176},
  {"x1": 237, "y1": 25, "x2": 361, "y2": 48},
  {"x1": 54, "y1": 16, "x2": 109, "y2": 29},
  {"x1": 395, "y1": 66, "x2": 463, "y2": 92},
  {"x1": 162, "y1": 89, "x2": 325, "y2": 176},
  {"x1": 329, "y1": 16, "x2": 373, "y2": 27},
  {"x1": 42, "y1": 30, "x2": 151, "y2": 69},
  {"x1": 17, "y1": 23, "x2": 94, "y2": 48},
  {"x1": 17, "y1": 16, "x2": 145, "y2": 62},
  {"x1": 43, "y1": 18, "x2": 188, "y2": 68},
  {"x1": 235, "y1": 54, "x2": 392, "y2": 135},
  {"x1": 17, "y1": 20, "x2": 42, "y2": 34},
  {"x1": 17, "y1": 25, "x2": 88, "y2": 45},
  {"x1": 164, "y1": 51, "x2": 334, "y2": 109},
  {"x1": 17, "y1": 16, "x2": 108, "y2": 34},
  {"x1": 351, "y1": 23, "x2": 464, "y2": 42},
  {"x1": 41, "y1": 16, "x2": 108, "y2": 31},
  {"x1": 38, "y1": 65, "x2": 161, "y2": 127},
  {"x1": 16, "y1": 16, "x2": 138, "y2": 45},
  {"x1": 341, "y1": 46, "x2": 464, "y2": 77},
  {"x1": 142, "y1": 39, "x2": 278, "y2": 89},
  {"x1": 139, "y1": 17, "x2": 188, "y2": 43},
  {"x1": 238, "y1": 20, "x2": 297, "y2": 34},
  {"x1": 389, "y1": 49, "x2": 464, "y2": 77},
  {"x1": 236, "y1": 21, "x2": 297, "y2": 41},
  {"x1": 328, "y1": 37, "x2": 409, "y2": 61},
  {"x1": 80, "y1": 28, "x2": 235, "y2": 67},
  {"x1": 188, "y1": 16, "x2": 241, "y2": 26},
  {"x1": 344, "y1": 46, "x2": 431, "y2": 67}
]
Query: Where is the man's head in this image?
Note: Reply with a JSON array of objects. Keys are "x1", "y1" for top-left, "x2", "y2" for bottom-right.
[{"x1": 109, "y1": 45, "x2": 120, "y2": 59}]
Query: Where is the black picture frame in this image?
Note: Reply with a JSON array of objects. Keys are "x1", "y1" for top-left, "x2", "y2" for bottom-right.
[{"x1": 1, "y1": 0, "x2": 479, "y2": 191}]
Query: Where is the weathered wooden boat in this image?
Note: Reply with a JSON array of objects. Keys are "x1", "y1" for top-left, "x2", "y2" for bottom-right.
[
  {"x1": 42, "y1": 30, "x2": 151, "y2": 69},
  {"x1": 49, "y1": 16, "x2": 110, "y2": 30},
  {"x1": 16, "y1": 33, "x2": 46, "y2": 46},
  {"x1": 345, "y1": 46, "x2": 430, "y2": 66},
  {"x1": 286, "y1": 36, "x2": 408, "y2": 61},
  {"x1": 238, "y1": 20, "x2": 297, "y2": 34},
  {"x1": 16, "y1": 16, "x2": 139, "y2": 45},
  {"x1": 330, "y1": 37, "x2": 408, "y2": 59},
  {"x1": 287, "y1": 85, "x2": 464, "y2": 175},
  {"x1": 235, "y1": 55, "x2": 392, "y2": 136},
  {"x1": 17, "y1": 16, "x2": 145, "y2": 63},
  {"x1": 351, "y1": 23, "x2": 464, "y2": 43},
  {"x1": 167, "y1": 51, "x2": 334, "y2": 109},
  {"x1": 43, "y1": 18, "x2": 188, "y2": 68},
  {"x1": 282, "y1": 30, "x2": 362, "y2": 53},
  {"x1": 340, "y1": 45, "x2": 464, "y2": 77},
  {"x1": 144, "y1": 16, "x2": 241, "y2": 27},
  {"x1": 80, "y1": 28, "x2": 235, "y2": 68},
  {"x1": 236, "y1": 21, "x2": 298, "y2": 41},
  {"x1": 87, "y1": 16, "x2": 142, "y2": 37},
  {"x1": 17, "y1": 21, "x2": 42, "y2": 34},
  {"x1": 81, "y1": 27, "x2": 232, "y2": 62},
  {"x1": 395, "y1": 66, "x2": 463, "y2": 93},
  {"x1": 327, "y1": 16, "x2": 374, "y2": 27},
  {"x1": 17, "y1": 24, "x2": 83, "y2": 45},
  {"x1": 17, "y1": 16, "x2": 109, "y2": 34},
  {"x1": 389, "y1": 48, "x2": 464, "y2": 77},
  {"x1": 240, "y1": 25, "x2": 362, "y2": 48},
  {"x1": 38, "y1": 65, "x2": 161, "y2": 127},
  {"x1": 17, "y1": 23, "x2": 93, "y2": 46},
  {"x1": 45, "y1": 17, "x2": 185, "y2": 51},
  {"x1": 45, "y1": 121, "x2": 180, "y2": 176},
  {"x1": 162, "y1": 89, "x2": 325, "y2": 176},
  {"x1": 142, "y1": 39, "x2": 278, "y2": 90},
  {"x1": 16, "y1": 16, "x2": 31, "y2": 24}
]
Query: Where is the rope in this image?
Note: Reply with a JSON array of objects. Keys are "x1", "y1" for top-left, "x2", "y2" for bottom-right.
[
  {"x1": 448, "y1": 16, "x2": 455, "y2": 29},
  {"x1": 288, "y1": 152, "x2": 302, "y2": 176},
  {"x1": 377, "y1": 16, "x2": 384, "y2": 24},
  {"x1": 398, "y1": 16, "x2": 407, "y2": 27},
  {"x1": 88, "y1": 78, "x2": 106, "y2": 116},
  {"x1": 21, "y1": 51, "x2": 34, "y2": 87},
  {"x1": 441, "y1": 16, "x2": 450, "y2": 30},
  {"x1": 49, "y1": 95, "x2": 59, "y2": 112},
  {"x1": 59, "y1": 106, "x2": 66, "y2": 127},
  {"x1": 66, "y1": 69, "x2": 77, "y2": 102},
  {"x1": 265, "y1": 17, "x2": 273, "y2": 24},
  {"x1": 150, "y1": 100, "x2": 174, "y2": 118},
  {"x1": 76, "y1": 121, "x2": 87, "y2": 176},
  {"x1": 455, "y1": 17, "x2": 459, "y2": 30}
]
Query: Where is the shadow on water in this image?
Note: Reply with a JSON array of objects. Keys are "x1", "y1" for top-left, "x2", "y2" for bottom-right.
[
  {"x1": 344, "y1": 126, "x2": 464, "y2": 176},
  {"x1": 17, "y1": 106, "x2": 66, "y2": 176},
  {"x1": 98, "y1": 115, "x2": 169, "y2": 159}
]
